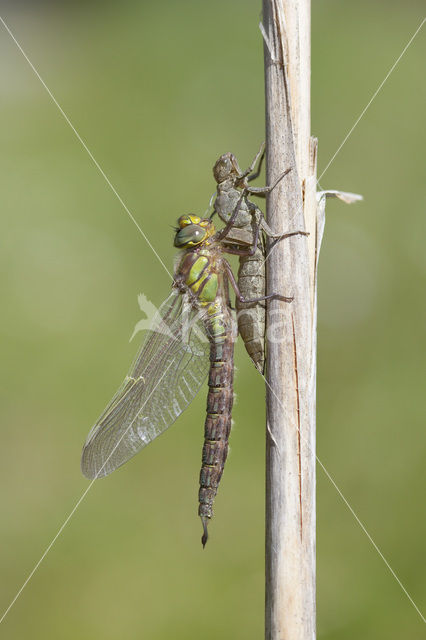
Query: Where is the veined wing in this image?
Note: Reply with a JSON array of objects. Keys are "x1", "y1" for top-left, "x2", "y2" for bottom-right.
[{"x1": 81, "y1": 289, "x2": 210, "y2": 479}]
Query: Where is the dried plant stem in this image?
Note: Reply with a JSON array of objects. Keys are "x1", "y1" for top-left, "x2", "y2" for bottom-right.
[{"x1": 263, "y1": 0, "x2": 317, "y2": 638}]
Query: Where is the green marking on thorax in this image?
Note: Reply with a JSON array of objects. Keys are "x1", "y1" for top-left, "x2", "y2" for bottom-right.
[
  {"x1": 187, "y1": 256, "x2": 209, "y2": 285},
  {"x1": 199, "y1": 273, "x2": 218, "y2": 303}
]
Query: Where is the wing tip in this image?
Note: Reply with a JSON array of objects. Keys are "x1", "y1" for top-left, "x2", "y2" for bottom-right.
[{"x1": 80, "y1": 448, "x2": 103, "y2": 480}]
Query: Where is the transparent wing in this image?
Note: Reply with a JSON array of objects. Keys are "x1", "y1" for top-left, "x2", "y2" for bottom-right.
[{"x1": 81, "y1": 289, "x2": 210, "y2": 479}]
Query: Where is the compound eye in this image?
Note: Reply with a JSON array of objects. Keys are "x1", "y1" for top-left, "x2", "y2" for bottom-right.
[
  {"x1": 174, "y1": 223, "x2": 206, "y2": 248},
  {"x1": 178, "y1": 214, "x2": 200, "y2": 228},
  {"x1": 177, "y1": 215, "x2": 191, "y2": 228}
]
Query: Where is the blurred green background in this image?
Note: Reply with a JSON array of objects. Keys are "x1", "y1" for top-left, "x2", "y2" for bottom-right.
[{"x1": 0, "y1": 1, "x2": 424, "y2": 638}]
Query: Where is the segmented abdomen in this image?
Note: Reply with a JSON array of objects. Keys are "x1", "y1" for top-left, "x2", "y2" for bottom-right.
[
  {"x1": 236, "y1": 240, "x2": 266, "y2": 373},
  {"x1": 199, "y1": 308, "x2": 234, "y2": 546}
]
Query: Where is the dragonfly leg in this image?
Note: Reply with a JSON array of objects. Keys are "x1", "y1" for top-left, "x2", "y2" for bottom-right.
[
  {"x1": 237, "y1": 142, "x2": 265, "y2": 182},
  {"x1": 260, "y1": 216, "x2": 309, "y2": 241},
  {"x1": 173, "y1": 274, "x2": 195, "y2": 297},
  {"x1": 246, "y1": 144, "x2": 265, "y2": 183},
  {"x1": 224, "y1": 260, "x2": 293, "y2": 304},
  {"x1": 223, "y1": 270, "x2": 235, "y2": 310},
  {"x1": 222, "y1": 210, "x2": 308, "y2": 257},
  {"x1": 214, "y1": 189, "x2": 246, "y2": 241},
  {"x1": 223, "y1": 218, "x2": 261, "y2": 257},
  {"x1": 245, "y1": 167, "x2": 291, "y2": 198}
]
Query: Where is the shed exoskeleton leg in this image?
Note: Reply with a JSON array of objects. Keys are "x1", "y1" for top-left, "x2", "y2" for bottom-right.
[
  {"x1": 224, "y1": 260, "x2": 293, "y2": 304},
  {"x1": 236, "y1": 142, "x2": 265, "y2": 183}
]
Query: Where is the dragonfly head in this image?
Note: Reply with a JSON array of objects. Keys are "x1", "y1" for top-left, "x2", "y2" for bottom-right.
[
  {"x1": 174, "y1": 215, "x2": 215, "y2": 248},
  {"x1": 213, "y1": 152, "x2": 239, "y2": 184}
]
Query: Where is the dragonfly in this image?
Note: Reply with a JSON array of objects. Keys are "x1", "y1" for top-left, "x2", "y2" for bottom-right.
[
  {"x1": 212, "y1": 144, "x2": 308, "y2": 373},
  {"x1": 81, "y1": 211, "x2": 292, "y2": 546}
]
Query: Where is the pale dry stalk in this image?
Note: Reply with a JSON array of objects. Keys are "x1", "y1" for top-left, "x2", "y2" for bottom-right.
[{"x1": 263, "y1": 1, "x2": 317, "y2": 638}]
